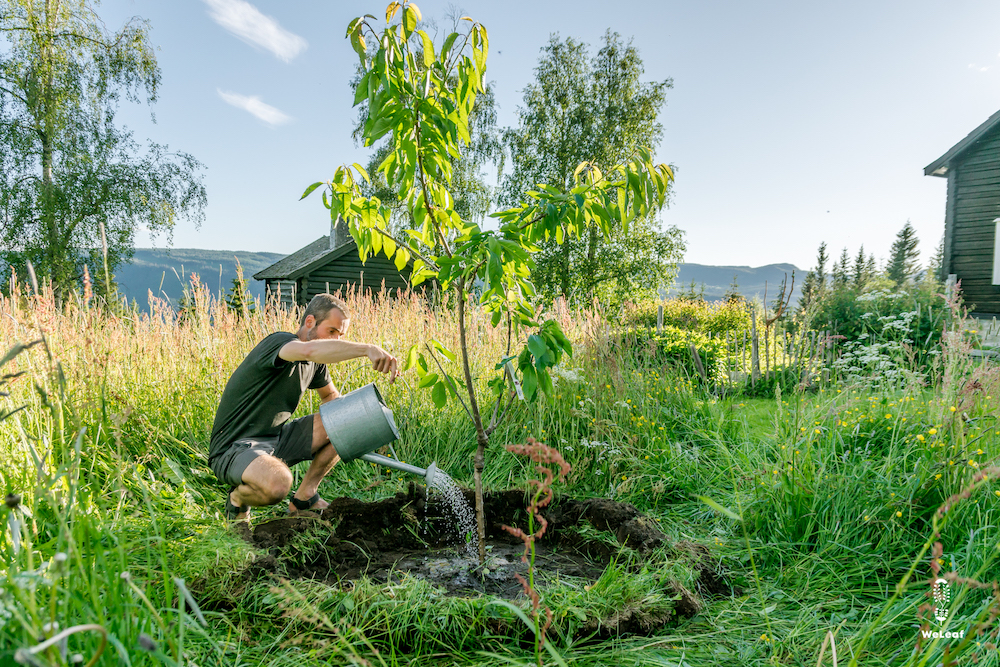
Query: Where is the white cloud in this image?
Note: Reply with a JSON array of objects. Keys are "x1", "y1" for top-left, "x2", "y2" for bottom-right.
[
  {"x1": 968, "y1": 63, "x2": 991, "y2": 72},
  {"x1": 204, "y1": 0, "x2": 307, "y2": 63},
  {"x1": 217, "y1": 90, "x2": 292, "y2": 125}
]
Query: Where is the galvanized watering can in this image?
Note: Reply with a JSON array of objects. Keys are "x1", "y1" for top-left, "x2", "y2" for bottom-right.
[{"x1": 319, "y1": 383, "x2": 439, "y2": 485}]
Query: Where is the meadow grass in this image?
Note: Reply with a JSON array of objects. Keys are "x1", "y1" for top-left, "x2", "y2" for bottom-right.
[{"x1": 1, "y1": 281, "x2": 999, "y2": 666}]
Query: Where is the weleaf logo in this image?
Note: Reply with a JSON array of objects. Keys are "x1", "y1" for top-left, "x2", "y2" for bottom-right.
[{"x1": 932, "y1": 578, "x2": 950, "y2": 623}]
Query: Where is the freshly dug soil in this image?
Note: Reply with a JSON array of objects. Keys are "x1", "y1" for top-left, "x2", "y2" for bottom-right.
[
  {"x1": 243, "y1": 485, "x2": 729, "y2": 635},
  {"x1": 250, "y1": 484, "x2": 724, "y2": 592}
]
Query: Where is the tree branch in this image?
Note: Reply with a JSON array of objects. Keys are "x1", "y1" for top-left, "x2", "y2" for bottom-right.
[
  {"x1": 485, "y1": 389, "x2": 516, "y2": 437},
  {"x1": 371, "y1": 226, "x2": 439, "y2": 270},
  {"x1": 424, "y1": 342, "x2": 473, "y2": 421}
]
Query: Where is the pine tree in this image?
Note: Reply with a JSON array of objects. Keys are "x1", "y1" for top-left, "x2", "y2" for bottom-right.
[
  {"x1": 930, "y1": 233, "x2": 945, "y2": 282},
  {"x1": 798, "y1": 242, "x2": 828, "y2": 310},
  {"x1": 723, "y1": 274, "x2": 743, "y2": 304},
  {"x1": 677, "y1": 280, "x2": 705, "y2": 303},
  {"x1": 887, "y1": 220, "x2": 921, "y2": 286},
  {"x1": 852, "y1": 244, "x2": 868, "y2": 290},
  {"x1": 832, "y1": 247, "x2": 850, "y2": 288},
  {"x1": 225, "y1": 259, "x2": 255, "y2": 318}
]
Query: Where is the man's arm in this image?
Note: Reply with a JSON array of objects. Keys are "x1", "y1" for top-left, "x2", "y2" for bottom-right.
[
  {"x1": 316, "y1": 382, "x2": 341, "y2": 403},
  {"x1": 279, "y1": 339, "x2": 400, "y2": 382}
]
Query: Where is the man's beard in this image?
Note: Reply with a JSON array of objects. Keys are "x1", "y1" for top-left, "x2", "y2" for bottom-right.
[{"x1": 307, "y1": 325, "x2": 319, "y2": 341}]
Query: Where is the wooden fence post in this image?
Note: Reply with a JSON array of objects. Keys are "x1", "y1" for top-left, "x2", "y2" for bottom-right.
[
  {"x1": 750, "y1": 307, "x2": 760, "y2": 386},
  {"x1": 657, "y1": 304, "x2": 663, "y2": 334},
  {"x1": 689, "y1": 343, "x2": 707, "y2": 383}
]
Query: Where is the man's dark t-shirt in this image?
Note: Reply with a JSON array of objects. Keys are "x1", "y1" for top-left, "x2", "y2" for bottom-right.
[{"x1": 209, "y1": 332, "x2": 331, "y2": 462}]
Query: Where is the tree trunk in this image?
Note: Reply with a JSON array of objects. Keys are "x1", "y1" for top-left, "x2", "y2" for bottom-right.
[
  {"x1": 456, "y1": 278, "x2": 489, "y2": 563},
  {"x1": 40, "y1": 9, "x2": 63, "y2": 300},
  {"x1": 560, "y1": 238, "x2": 571, "y2": 299}
]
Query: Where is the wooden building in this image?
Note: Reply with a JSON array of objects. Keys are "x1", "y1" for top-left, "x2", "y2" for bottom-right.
[
  {"x1": 253, "y1": 219, "x2": 417, "y2": 307},
  {"x1": 925, "y1": 109, "x2": 1000, "y2": 314}
]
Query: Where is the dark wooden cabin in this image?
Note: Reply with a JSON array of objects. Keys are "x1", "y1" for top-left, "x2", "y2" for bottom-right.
[
  {"x1": 925, "y1": 109, "x2": 1000, "y2": 314},
  {"x1": 253, "y1": 219, "x2": 418, "y2": 307}
]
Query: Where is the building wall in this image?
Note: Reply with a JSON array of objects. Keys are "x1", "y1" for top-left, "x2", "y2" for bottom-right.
[
  {"x1": 305, "y1": 251, "x2": 414, "y2": 302},
  {"x1": 264, "y1": 279, "x2": 298, "y2": 308},
  {"x1": 949, "y1": 127, "x2": 1000, "y2": 313}
]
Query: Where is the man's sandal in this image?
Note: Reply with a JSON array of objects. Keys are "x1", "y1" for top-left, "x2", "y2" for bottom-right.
[
  {"x1": 289, "y1": 493, "x2": 323, "y2": 514},
  {"x1": 225, "y1": 487, "x2": 249, "y2": 521}
]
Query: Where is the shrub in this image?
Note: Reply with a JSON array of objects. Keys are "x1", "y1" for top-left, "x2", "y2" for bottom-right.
[
  {"x1": 624, "y1": 298, "x2": 751, "y2": 336},
  {"x1": 616, "y1": 325, "x2": 726, "y2": 379}
]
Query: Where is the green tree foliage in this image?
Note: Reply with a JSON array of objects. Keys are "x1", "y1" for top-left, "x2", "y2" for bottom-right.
[
  {"x1": 675, "y1": 280, "x2": 705, "y2": 303},
  {"x1": 225, "y1": 259, "x2": 255, "y2": 318},
  {"x1": 832, "y1": 247, "x2": 850, "y2": 288},
  {"x1": 500, "y1": 31, "x2": 683, "y2": 306},
  {"x1": 723, "y1": 273, "x2": 743, "y2": 304},
  {"x1": 930, "y1": 233, "x2": 945, "y2": 282},
  {"x1": 852, "y1": 244, "x2": 870, "y2": 290},
  {"x1": 886, "y1": 220, "x2": 921, "y2": 286},
  {"x1": 796, "y1": 233, "x2": 945, "y2": 373},
  {"x1": 0, "y1": 0, "x2": 207, "y2": 298},
  {"x1": 349, "y1": 13, "x2": 501, "y2": 235},
  {"x1": 308, "y1": 2, "x2": 672, "y2": 561},
  {"x1": 798, "y1": 241, "x2": 828, "y2": 311}
]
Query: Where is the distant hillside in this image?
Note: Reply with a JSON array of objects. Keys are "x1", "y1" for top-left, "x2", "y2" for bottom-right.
[
  {"x1": 116, "y1": 248, "x2": 284, "y2": 308},
  {"x1": 115, "y1": 250, "x2": 803, "y2": 311},
  {"x1": 668, "y1": 263, "x2": 802, "y2": 304}
]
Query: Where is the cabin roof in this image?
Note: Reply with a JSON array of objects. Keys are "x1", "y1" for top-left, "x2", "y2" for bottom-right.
[
  {"x1": 253, "y1": 237, "x2": 358, "y2": 281},
  {"x1": 925, "y1": 108, "x2": 1000, "y2": 177}
]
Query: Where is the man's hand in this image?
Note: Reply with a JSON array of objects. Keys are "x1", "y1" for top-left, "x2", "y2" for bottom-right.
[{"x1": 367, "y1": 345, "x2": 400, "y2": 383}]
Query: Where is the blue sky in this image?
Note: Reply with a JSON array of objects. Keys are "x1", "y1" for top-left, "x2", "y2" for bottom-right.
[{"x1": 103, "y1": 0, "x2": 1000, "y2": 270}]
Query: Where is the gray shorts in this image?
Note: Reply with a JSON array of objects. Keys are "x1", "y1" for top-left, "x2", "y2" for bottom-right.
[{"x1": 209, "y1": 415, "x2": 315, "y2": 488}]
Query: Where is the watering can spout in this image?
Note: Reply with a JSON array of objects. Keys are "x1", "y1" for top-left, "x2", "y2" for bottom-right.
[
  {"x1": 424, "y1": 462, "x2": 440, "y2": 487},
  {"x1": 360, "y1": 452, "x2": 439, "y2": 485}
]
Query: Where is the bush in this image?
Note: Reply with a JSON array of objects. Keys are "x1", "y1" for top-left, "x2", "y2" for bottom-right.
[
  {"x1": 624, "y1": 298, "x2": 751, "y2": 336},
  {"x1": 808, "y1": 276, "x2": 947, "y2": 375},
  {"x1": 615, "y1": 325, "x2": 726, "y2": 379}
]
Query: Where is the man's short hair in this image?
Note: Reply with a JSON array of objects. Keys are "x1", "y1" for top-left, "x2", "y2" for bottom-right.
[{"x1": 301, "y1": 294, "x2": 350, "y2": 327}]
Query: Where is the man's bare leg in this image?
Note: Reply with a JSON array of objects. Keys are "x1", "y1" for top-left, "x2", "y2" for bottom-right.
[
  {"x1": 230, "y1": 455, "x2": 294, "y2": 520},
  {"x1": 288, "y1": 412, "x2": 339, "y2": 513}
]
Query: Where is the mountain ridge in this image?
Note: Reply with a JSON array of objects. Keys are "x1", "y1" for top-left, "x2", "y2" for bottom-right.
[{"x1": 116, "y1": 247, "x2": 802, "y2": 308}]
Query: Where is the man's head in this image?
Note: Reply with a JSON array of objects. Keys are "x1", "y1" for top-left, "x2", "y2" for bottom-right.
[{"x1": 298, "y1": 294, "x2": 350, "y2": 341}]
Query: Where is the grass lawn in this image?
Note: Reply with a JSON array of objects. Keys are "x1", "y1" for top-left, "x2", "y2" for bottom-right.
[{"x1": 1, "y1": 289, "x2": 998, "y2": 666}]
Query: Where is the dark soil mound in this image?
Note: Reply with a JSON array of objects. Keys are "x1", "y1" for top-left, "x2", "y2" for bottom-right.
[{"x1": 243, "y1": 485, "x2": 728, "y2": 635}]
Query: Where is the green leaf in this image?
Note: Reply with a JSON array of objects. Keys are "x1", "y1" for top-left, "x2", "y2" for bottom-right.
[
  {"x1": 431, "y1": 381, "x2": 447, "y2": 408},
  {"x1": 417, "y1": 372, "x2": 439, "y2": 389},
  {"x1": 419, "y1": 30, "x2": 435, "y2": 67},
  {"x1": 431, "y1": 339, "x2": 457, "y2": 362},
  {"x1": 353, "y1": 72, "x2": 370, "y2": 105},
  {"x1": 527, "y1": 334, "x2": 550, "y2": 369},
  {"x1": 352, "y1": 162, "x2": 370, "y2": 184},
  {"x1": 403, "y1": 344, "x2": 419, "y2": 371},
  {"x1": 403, "y1": 6, "x2": 417, "y2": 37},
  {"x1": 394, "y1": 247, "x2": 410, "y2": 271},
  {"x1": 521, "y1": 365, "x2": 537, "y2": 401},
  {"x1": 536, "y1": 367, "x2": 553, "y2": 397},
  {"x1": 696, "y1": 495, "x2": 742, "y2": 521},
  {"x1": 441, "y1": 32, "x2": 459, "y2": 61},
  {"x1": 382, "y1": 235, "x2": 396, "y2": 258},
  {"x1": 300, "y1": 182, "x2": 324, "y2": 200}
]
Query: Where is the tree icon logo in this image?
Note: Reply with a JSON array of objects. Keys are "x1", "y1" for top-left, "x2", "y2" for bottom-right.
[{"x1": 932, "y1": 578, "x2": 950, "y2": 623}]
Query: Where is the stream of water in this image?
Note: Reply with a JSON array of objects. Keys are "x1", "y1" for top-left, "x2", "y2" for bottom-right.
[{"x1": 427, "y1": 470, "x2": 478, "y2": 560}]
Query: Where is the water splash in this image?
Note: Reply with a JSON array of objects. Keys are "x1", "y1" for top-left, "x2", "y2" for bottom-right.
[{"x1": 427, "y1": 470, "x2": 478, "y2": 560}]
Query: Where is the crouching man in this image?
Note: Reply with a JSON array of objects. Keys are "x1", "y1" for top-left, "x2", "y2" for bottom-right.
[{"x1": 208, "y1": 294, "x2": 399, "y2": 521}]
